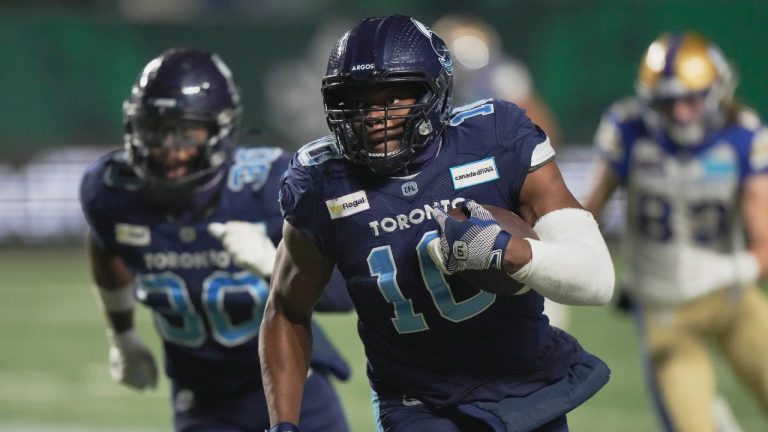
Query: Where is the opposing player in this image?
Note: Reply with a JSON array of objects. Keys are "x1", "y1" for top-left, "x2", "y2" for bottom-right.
[
  {"x1": 79, "y1": 48, "x2": 351, "y2": 432},
  {"x1": 257, "y1": 15, "x2": 614, "y2": 432},
  {"x1": 583, "y1": 32, "x2": 768, "y2": 432}
]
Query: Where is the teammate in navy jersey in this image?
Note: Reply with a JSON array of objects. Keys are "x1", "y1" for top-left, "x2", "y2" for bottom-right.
[
  {"x1": 79, "y1": 48, "x2": 351, "y2": 432},
  {"x1": 251, "y1": 15, "x2": 615, "y2": 432}
]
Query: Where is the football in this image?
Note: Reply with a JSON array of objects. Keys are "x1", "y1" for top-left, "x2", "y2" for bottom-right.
[{"x1": 447, "y1": 203, "x2": 538, "y2": 296}]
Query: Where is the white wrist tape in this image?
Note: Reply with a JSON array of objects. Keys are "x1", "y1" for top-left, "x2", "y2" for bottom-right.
[
  {"x1": 510, "y1": 208, "x2": 614, "y2": 305},
  {"x1": 94, "y1": 283, "x2": 136, "y2": 313}
]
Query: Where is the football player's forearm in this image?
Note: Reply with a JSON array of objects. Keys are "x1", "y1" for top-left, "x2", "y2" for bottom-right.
[
  {"x1": 92, "y1": 283, "x2": 136, "y2": 333},
  {"x1": 509, "y1": 208, "x2": 615, "y2": 305},
  {"x1": 501, "y1": 237, "x2": 533, "y2": 274},
  {"x1": 259, "y1": 295, "x2": 312, "y2": 426}
]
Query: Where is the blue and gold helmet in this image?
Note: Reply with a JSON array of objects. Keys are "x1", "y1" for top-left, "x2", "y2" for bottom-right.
[
  {"x1": 322, "y1": 15, "x2": 454, "y2": 175},
  {"x1": 123, "y1": 48, "x2": 242, "y2": 205},
  {"x1": 636, "y1": 32, "x2": 736, "y2": 145}
]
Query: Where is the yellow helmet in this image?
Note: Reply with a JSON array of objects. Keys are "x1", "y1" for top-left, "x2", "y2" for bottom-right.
[{"x1": 636, "y1": 32, "x2": 736, "y2": 145}]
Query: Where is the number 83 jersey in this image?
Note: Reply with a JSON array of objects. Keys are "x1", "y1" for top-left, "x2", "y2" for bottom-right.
[
  {"x1": 281, "y1": 99, "x2": 585, "y2": 407},
  {"x1": 595, "y1": 98, "x2": 768, "y2": 306}
]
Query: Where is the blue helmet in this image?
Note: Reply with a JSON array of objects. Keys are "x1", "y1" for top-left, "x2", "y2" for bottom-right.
[
  {"x1": 322, "y1": 15, "x2": 454, "y2": 175},
  {"x1": 123, "y1": 48, "x2": 242, "y2": 207}
]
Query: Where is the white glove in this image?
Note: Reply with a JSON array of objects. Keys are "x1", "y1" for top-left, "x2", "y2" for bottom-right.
[
  {"x1": 208, "y1": 221, "x2": 277, "y2": 278},
  {"x1": 678, "y1": 246, "x2": 759, "y2": 301},
  {"x1": 107, "y1": 328, "x2": 158, "y2": 390}
]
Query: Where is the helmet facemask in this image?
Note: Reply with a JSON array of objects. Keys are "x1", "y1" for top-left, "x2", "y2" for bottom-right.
[{"x1": 324, "y1": 76, "x2": 451, "y2": 175}]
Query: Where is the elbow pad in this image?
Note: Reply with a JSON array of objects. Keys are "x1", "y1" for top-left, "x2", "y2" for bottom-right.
[{"x1": 510, "y1": 208, "x2": 615, "y2": 305}]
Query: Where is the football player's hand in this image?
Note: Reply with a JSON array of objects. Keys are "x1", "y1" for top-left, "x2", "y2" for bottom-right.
[
  {"x1": 107, "y1": 328, "x2": 158, "y2": 390},
  {"x1": 427, "y1": 200, "x2": 511, "y2": 275},
  {"x1": 208, "y1": 221, "x2": 277, "y2": 278}
]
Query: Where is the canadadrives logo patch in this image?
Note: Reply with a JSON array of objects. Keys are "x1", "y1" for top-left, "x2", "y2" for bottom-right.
[
  {"x1": 115, "y1": 223, "x2": 151, "y2": 246},
  {"x1": 325, "y1": 191, "x2": 370, "y2": 220},
  {"x1": 450, "y1": 157, "x2": 499, "y2": 189}
]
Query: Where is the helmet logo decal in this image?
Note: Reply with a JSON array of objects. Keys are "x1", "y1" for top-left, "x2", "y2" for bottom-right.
[
  {"x1": 410, "y1": 18, "x2": 453, "y2": 75},
  {"x1": 351, "y1": 63, "x2": 375, "y2": 71}
]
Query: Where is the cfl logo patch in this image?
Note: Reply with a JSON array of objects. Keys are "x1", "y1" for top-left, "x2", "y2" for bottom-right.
[{"x1": 453, "y1": 241, "x2": 468, "y2": 260}]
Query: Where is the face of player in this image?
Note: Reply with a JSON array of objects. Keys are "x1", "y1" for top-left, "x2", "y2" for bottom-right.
[
  {"x1": 655, "y1": 93, "x2": 707, "y2": 126},
  {"x1": 652, "y1": 92, "x2": 709, "y2": 145},
  {"x1": 348, "y1": 83, "x2": 421, "y2": 155},
  {"x1": 144, "y1": 120, "x2": 211, "y2": 181}
]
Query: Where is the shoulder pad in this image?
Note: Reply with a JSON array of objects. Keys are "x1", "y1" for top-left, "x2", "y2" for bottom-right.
[
  {"x1": 227, "y1": 146, "x2": 285, "y2": 192},
  {"x1": 606, "y1": 97, "x2": 644, "y2": 123},
  {"x1": 734, "y1": 106, "x2": 761, "y2": 131},
  {"x1": 449, "y1": 99, "x2": 495, "y2": 126},
  {"x1": 296, "y1": 135, "x2": 342, "y2": 167},
  {"x1": 103, "y1": 151, "x2": 142, "y2": 190}
]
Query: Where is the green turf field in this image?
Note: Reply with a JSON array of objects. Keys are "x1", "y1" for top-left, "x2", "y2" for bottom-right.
[{"x1": 0, "y1": 244, "x2": 765, "y2": 431}]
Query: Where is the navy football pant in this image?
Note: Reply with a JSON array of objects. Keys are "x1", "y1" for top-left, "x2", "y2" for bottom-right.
[
  {"x1": 373, "y1": 392, "x2": 567, "y2": 432},
  {"x1": 173, "y1": 371, "x2": 349, "y2": 432},
  {"x1": 372, "y1": 351, "x2": 609, "y2": 432}
]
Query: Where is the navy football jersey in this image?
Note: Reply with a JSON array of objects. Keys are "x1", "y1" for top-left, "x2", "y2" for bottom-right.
[
  {"x1": 281, "y1": 99, "x2": 584, "y2": 407},
  {"x1": 80, "y1": 147, "x2": 349, "y2": 394}
]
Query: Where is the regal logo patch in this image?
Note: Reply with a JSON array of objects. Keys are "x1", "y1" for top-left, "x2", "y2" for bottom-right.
[
  {"x1": 325, "y1": 190, "x2": 370, "y2": 220},
  {"x1": 115, "y1": 223, "x2": 151, "y2": 246}
]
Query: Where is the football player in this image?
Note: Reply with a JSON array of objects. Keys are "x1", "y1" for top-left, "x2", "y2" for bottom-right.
[
  {"x1": 247, "y1": 15, "x2": 615, "y2": 432},
  {"x1": 79, "y1": 48, "x2": 351, "y2": 432},
  {"x1": 583, "y1": 32, "x2": 768, "y2": 432}
]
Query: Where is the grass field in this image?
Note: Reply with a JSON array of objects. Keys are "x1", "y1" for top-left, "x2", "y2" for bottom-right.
[{"x1": 0, "y1": 244, "x2": 765, "y2": 431}]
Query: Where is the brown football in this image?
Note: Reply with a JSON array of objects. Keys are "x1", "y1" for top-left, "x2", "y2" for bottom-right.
[{"x1": 447, "y1": 203, "x2": 538, "y2": 296}]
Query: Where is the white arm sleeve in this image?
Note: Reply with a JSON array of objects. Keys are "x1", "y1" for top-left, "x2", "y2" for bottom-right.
[
  {"x1": 510, "y1": 208, "x2": 615, "y2": 305},
  {"x1": 93, "y1": 283, "x2": 135, "y2": 312}
]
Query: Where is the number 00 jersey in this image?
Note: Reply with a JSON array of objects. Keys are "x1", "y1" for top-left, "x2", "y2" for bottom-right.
[
  {"x1": 596, "y1": 99, "x2": 768, "y2": 306},
  {"x1": 281, "y1": 99, "x2": 587, "y2": 407},
  {"x1": 80, "y1": 147, "x2": 349, "y2": 394}
]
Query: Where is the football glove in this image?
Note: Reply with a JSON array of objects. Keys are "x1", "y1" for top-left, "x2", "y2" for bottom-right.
[
  {"x1": 208, "y1": 221, "x2": 277, "y2": 278},
  {"x1": 107, "y1": 328, "x2": 158, "y2": 390},
  {"x1": 427, "y1": 200, "x2": 511, "y2": 275}
]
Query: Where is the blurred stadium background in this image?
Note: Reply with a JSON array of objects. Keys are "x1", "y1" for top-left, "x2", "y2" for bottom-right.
[{"x1": 1, "y1": 0, "x2": 767, "y2": 430}]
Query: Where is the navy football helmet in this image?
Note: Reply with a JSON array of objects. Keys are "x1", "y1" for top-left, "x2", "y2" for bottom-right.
[
  {"x1": 322, "y1": 15, "x2": 454, "y2": 175},
  {"x1": 123, "y1": 48, "x2": 242, "y2": 208}
]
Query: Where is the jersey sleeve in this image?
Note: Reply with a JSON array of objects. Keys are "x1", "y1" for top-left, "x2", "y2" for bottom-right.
[
  {"x1": 494, "y1": 100, "x2": 555, "y2": 195},
  {"x1": 746, "y1": 126, "x2": 768, "y2": 177},
  {"x1": 279, "y1": 154, "x2": 327, "y2": 253},
  {"x1": 593, "y1": 104, "x2": 632, "y2": 184},
  {"x1": 79, "y1": 158, "x2": 117, "y2": 254}
]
